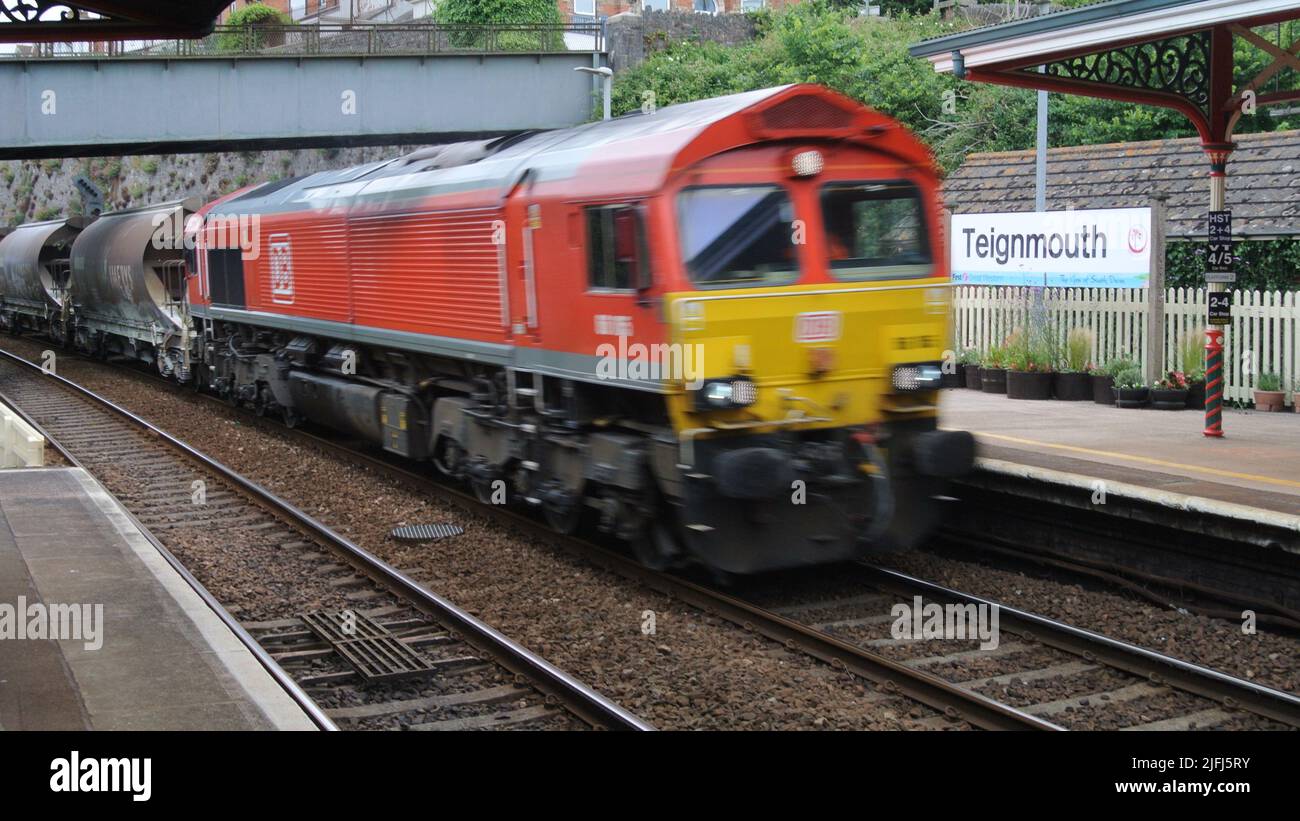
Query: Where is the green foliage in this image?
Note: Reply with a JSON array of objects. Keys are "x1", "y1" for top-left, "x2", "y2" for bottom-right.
[
  {"x1": 34, "y1": 206, "x2": 60, "y2": 221},
  {"x1": 216, "y1": 3, "x2": 291, "y2": 53},
  {"x1": 956, "y1": 347, "x2": 980, "y2": 365},
  {"x1": 1103, "y1": 355, "x2": 1138, "y2": 378},
  {"x1": 1064, "y1": 327, "x2": 1092, "y2": 373},
  {"x1": 1177, "y1": 331, "x2": 1205, "y2": 382},
  {"x1": 1167, "y1": 239, "x2": 1300, "y2": 292},
  {"x1": 1113, "y1": 365, "x2": 1145, "y2": 390},
  {"x1": 611, "y1": 5, "x2": 1300, "y2": 178},
  {"x1": 141, "y1": 158, "x2": 159, "y2": 174},
  {"x1": 1258, "y1": 371, "x2": 1282, "y2": 391},
  {"x1": 432, "y1": 0, "x2": 564, "y2": 50}
]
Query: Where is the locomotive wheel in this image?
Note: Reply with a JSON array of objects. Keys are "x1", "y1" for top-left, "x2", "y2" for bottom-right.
[
  {"x1": 472, "y1": 476, "x2": 499, "y2": 506},
  {"x1": 254, "y1": 387, "x2": 270, "y2": 417},
  {"x1": 543, "y1": 499, "x2": 585, "y2": 535},
  {"x1": 632, "y1": 520, "x2": 678, "y2": 571}
]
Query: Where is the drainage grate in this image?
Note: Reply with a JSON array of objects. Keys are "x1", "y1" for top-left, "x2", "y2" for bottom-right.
[
  {"x1": 390, "y1": 523, "x2": 464, "y2": 543},
  {"x1": 301, "y1": 610, "x2": 439, "y2": 683}
]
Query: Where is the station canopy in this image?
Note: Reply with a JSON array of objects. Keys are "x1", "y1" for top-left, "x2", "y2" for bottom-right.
[
  {"x1": 0, "y1": 1, "x2": 231, "y2": 42},
  {"x1": 911, "y1": 0, "x2": 1300, "y2": 168}
]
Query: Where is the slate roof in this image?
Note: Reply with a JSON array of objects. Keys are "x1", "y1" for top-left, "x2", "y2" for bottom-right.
[{"x1": 943, "y1": 129, "x2": 1300, "y2": 240}]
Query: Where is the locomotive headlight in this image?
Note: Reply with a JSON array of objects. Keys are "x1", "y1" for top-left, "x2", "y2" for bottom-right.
[
  {"x1": 790, "y1": 150, "x2": 824, "y2": 178},
  {"x1": 891, "y1": 363, "x2": 943, "y2": 392},
  {"x1": 695, "y1": 377, "x2": 758, "y2": 410}
]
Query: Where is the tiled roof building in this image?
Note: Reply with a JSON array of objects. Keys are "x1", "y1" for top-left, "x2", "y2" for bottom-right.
[{"x1": 944, "y1": 129, "x2": 1300, "y2": 240}]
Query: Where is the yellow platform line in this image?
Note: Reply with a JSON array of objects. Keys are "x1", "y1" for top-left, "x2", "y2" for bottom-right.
[{"x1": 966, "y1": 430, "x2": 1300, "y2": 490}]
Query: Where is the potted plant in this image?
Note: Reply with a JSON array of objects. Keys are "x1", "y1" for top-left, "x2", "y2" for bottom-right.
[
  {"x1": 1112, "y1": 365, "x2": 1148, "y2": 408},
  {"x1": 1006, "y1": 330, "x2": 1054, "y2": 400},
  {"x1": 981, "y1": 344, "x2": 1008, "y2": 394},
  {"x1": 1254, "y1": 372, "x2": 1285, "y2": 411},
  {"x1": 1178, "y1": 331, "x2": 1206, "y2": 410},
  {"x1": 1093, "y1": 355, "x2": 1134, "y2": 405},
  {"x1": 947, "y1": 348, "x2": 978, "y2": 389},
  {"x1": 1294, "y1": 379, "x2": 1300, "y2": 414},
  {"x1": 1149, "y1": 370, "x2": 1189, "y2": 410},
  {"x1": 962, "y1": 348, "x2": 983, "y2": 389},
  {"x1": 1054, "y1": 328, "x2": 1093, "y2": 401}
]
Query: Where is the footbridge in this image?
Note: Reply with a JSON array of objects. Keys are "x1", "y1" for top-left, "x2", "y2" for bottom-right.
[{"x1": 0, "y1": 23, "x2": 607, "y2": 159}]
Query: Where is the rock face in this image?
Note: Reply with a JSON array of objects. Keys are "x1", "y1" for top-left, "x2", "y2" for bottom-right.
[{"x1": 0, "y1": 144, "x2": 421, "y2": 226}]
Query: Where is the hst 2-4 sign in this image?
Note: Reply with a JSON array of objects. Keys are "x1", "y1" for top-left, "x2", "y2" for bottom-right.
[{"x1": 950, "y1": 207, "x2": 1152, "y2": 288}]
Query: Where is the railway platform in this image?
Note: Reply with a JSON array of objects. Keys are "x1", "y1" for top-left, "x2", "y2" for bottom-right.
[
  {"x1": 940, "y1": 389, "x2": 1300, "y2": 517},
  {"x1": 0, "y1": 466, "x2": 317, "y2": 730}
]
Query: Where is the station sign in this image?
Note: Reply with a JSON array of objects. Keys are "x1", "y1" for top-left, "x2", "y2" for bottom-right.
[
  {"x1": 1207, "y1": 210, "x2": 1233, "y2": 272},
  {"x1": 950, "y1": 207, "x2": 1151, "y2": 287},
  {"x1": 1208, "y1": 291, "x2": 1232, "y2": 326}
]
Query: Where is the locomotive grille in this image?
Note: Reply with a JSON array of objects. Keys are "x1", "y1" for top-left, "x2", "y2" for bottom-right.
[{"x1": 758, "y1": 95, "x2": 855, "y2": 131}]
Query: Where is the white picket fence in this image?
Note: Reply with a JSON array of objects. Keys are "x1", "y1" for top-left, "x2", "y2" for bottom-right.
[{"x1": 951, "y1": 286, "x2": 1300, "y2": 405}]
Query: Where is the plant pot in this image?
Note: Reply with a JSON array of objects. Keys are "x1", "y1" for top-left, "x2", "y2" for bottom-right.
[
  {"x1": 1186, "y1": 381, "x2": 1205, "y2": 410},
  {"x1": 1053, "y1": 372, "x2": 1091, "y2": 401},
  {"x1": 1150, "y1": 387, "x2": 1188, "y2": 410},
  {"x1": 1091, "y1": 374, "x2": 1115, "y2": 405},
  {"x1": 1113, "y1": 386, "x2": 1149, "y2": 409},
  {"x1": 1254, "y1": 389, "x2": 1286, "y2": 412},
  {"x1": 942, "y1": 364, "x2": 964, "y2": 389},
  {"x1": 965, "y1": 365, "x2": 983, "y2": 389},
  {"x1": 1006, "y1": 370, "x2": 1053, "y2": 400},
  {"x1": 981, "y1": 367, "x2": 1007, "y2": 394}
]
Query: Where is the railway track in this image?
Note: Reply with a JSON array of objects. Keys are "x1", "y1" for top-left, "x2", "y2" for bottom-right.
[
  {"x1": 0, "y1": 349, "x2": 651, "y2": 732},
  {"x1": 755, "y1": 564, "x2": 1300, "y2": 730},
  {"x1": 6, "y1": 341, "x2": 1300, "y2": 730}
]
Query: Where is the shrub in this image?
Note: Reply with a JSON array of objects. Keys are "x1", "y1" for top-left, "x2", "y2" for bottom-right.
[
  {"x1": 1103, "y1": 356, "x2": 1138, "y2": 378},
  {"x1": 1258, "y1": 372, "x2": 1282, "y2": 391},
  {"x1": 1064, "y1": 328, "x2": 1093, "y2": 373},
  {"x1": 1178, "y1": 331, "x2": 1205, "y2": 382},
  {"x1": 1113, "y1": 366, "x2": 1145, "y2": 390},
  {"x1": 216, "y1": 3, "x2": 290, "y2": 53}
]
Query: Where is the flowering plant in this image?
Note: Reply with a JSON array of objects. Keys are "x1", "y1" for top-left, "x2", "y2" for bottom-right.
[{"x1": 1154, "y1": 370, "x2": 1188, "y2": 390}]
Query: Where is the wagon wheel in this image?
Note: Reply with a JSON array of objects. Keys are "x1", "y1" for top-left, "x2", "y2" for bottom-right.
[
  {"x1": 543, "y1": 497, "x2": 586, "y2": 535},
  {"x1": 632, "y1": 519, "x2": 678, "y2": 571},
  {"x1": 471, "y1": 476, "x2": 499, "y2": 506}
]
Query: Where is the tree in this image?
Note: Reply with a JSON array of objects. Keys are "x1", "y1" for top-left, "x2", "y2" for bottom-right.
[
  {"x1": 433, "y1": 0, "x2": 565, "y2": 51},
  {"x1": 216, "y1": 3, "x2": 291, "y2": 53}
]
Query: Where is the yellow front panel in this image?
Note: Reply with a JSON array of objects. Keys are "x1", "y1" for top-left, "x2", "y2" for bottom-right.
[{"x1": 664, "y1": 278, "x2": 950, "y2": 433}]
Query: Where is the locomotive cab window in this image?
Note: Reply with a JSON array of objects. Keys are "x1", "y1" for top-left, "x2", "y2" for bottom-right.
[
  {"x1": 677, "y1": 185, "x2": 798, "y2": 289},
  {"x1": 820, "y1": 181, "x2": 931, "y2": 280},
  {"x1": 586, "y1": 204, "x2": 650, "y2": 292}
]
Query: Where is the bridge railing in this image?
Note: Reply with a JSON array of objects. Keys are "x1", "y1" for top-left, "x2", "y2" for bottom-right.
[{"x1": 4, "y1": 22, "x2": 604, "y2": 59}]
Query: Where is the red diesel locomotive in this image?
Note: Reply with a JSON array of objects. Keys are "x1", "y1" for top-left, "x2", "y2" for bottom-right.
[{"x1": 7, "y1": 84, "x2": 972, "y2": 572}]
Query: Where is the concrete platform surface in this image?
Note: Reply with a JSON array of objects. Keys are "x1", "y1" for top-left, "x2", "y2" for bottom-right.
[
  {"x1": 940, "y1": 389, "x2": 1300, "y2": 516},
  {"x1": 0, "y1": 467, "x2": 316, "y2": 730}
]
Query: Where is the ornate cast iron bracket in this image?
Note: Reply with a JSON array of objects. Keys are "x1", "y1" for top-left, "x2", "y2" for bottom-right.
[{"x1": 1024, "y1": 31, "x2": 1212, "y2": 115}]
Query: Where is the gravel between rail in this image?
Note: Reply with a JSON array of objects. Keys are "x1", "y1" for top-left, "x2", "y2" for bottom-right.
[
  {"x1": 6, "y1": 335, "x2": 1296, "y2": 725},
  {"x1": 2, "y1": 338, "x2": 928, "y2": 730}
]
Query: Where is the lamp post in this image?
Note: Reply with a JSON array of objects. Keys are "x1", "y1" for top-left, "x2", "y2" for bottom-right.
[{"x1": 575, "y1": 65, "x2": 613, "y2": 121}]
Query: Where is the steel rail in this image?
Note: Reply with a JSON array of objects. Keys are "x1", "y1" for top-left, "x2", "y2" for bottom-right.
[
  {"x1": 46, "y1": 343, "x2": 1300, "y2": 730},
  {"x1": 0, "y1": 380, "x2": 338, "y2": 732},
  {"x1": 0, "y1": 348, "x2": 650, "y2": 732},
  {"x1": 859, "y1": 563, "x2": 1300, "y2": 729}
]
